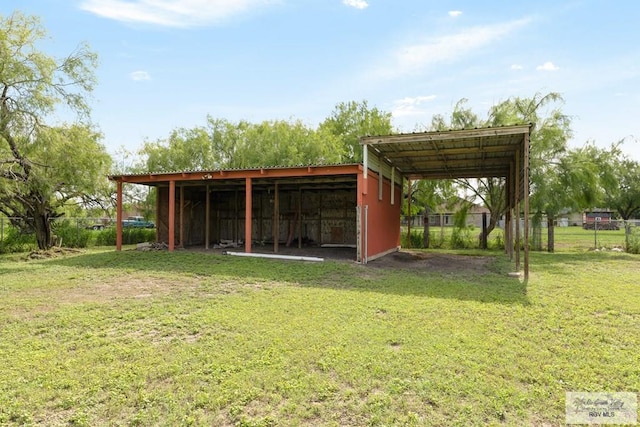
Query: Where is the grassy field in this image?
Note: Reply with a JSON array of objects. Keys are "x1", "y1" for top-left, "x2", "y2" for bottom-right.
[{"x1": 1, "y1": 246, "x2": 639, "y2": 426}]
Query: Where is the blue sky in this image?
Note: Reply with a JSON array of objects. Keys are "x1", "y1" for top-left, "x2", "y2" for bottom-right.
[{"x1": 4, "y1": 0, "x2": 640, "y2": 160}]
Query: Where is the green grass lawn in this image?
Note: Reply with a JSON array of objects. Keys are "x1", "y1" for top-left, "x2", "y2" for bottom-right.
[{"x1": 1, "y1": 247, "x2": 638, "y2": 426}]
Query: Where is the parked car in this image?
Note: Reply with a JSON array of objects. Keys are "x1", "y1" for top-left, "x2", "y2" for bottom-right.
[{"x1": 122, "y1": 216, "x2": 155, "y2": 228}]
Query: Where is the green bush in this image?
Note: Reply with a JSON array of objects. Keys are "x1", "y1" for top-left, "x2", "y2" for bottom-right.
[
  {"x1": 0, "y1": 226, "x2": 36, "y2": 254},
  {"x1": 488, "y1": 230, "x2": 504, "y2": 250},
  {"x1": 400, "y1": 230, "x2": 424, "y2": 249},
  {"x1": 451, "y1": 226, "x2": 474, "y2": 249},
  {"x1": 427, "y1": 231, "x2": 445, "y2": 249},
  {"x1": 95, "y1": 227, "x2": 156, "y2": 246},
  {"x1": 626, "y1": 227, "x2": 640, "y2": 254},
  {"x1": 51, "y1": 220, "x2": 91, "y2": 248}
]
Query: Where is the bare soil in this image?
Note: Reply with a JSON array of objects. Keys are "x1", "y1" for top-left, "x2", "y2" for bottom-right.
[{"x1": 367, "y1": 250, "x2": 493, "y2": 274}]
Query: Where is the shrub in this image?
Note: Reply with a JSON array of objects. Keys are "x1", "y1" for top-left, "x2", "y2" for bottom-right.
[
  {"x1": 51, "y1": 220, "x2": 91, "y2": 248},
  {"x1": 401, "y1": 230, "x2": 424, "y2": 249},
  {"x1": 95, "y1": 227, "x2": 156, "y2": 246},
  {"x1": 489, "y1": 230, "x2": 504, "y2": 250},
  {"x1": 626, "y1": 227, "x2": 640, "y2": 254},
  {"x1": 451, "y1": 226, "x2": 474, "y2": 249},
  {"x1": 0, "y1": 226, "x2": 36, "y2": 254}
]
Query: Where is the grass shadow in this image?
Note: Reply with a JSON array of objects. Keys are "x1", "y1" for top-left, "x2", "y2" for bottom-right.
[
  {"x1": 529, "y1": 250, "x2": 639, "y2": 275},
  {"x1": 40, "y1": 248, "x2": 531, "y2": 306}
]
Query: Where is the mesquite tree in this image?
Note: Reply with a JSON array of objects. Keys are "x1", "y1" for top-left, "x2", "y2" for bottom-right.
[{"x1": 0, "y1": 12, "x2": 110, "y2": 249}]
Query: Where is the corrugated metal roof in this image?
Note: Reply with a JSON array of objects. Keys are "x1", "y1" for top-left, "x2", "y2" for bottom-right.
[
  {"x1": 360, "y1": 124, "x2": 532, "y2": 180},
  {"x1": 110, "y1": 162, "x2": 360, "y2": 179}
]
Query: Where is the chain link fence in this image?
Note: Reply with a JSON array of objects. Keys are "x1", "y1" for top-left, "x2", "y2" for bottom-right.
[
  {"x1": 401, "y1": 214, "x2": 640, "y2": 253},
  {"x1": 0, "y1": 217, "x2": 155, "y2": 254}
]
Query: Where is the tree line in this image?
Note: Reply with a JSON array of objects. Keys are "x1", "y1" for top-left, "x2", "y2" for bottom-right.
[{"x1": 1, "y1": 11, "x2": 639, "y2": 250}]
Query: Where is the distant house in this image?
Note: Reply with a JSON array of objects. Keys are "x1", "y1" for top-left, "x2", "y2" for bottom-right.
[
  {"x1": 427, "y1": 198, "x2": 490, "y2": 228},
  {"x1": 582, "y1": 210, "x2": 618, "y2": 230}
]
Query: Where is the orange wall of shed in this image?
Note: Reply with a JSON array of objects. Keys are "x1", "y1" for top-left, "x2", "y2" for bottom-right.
[{"x1": 361, "y1": 170, "x2": 401, "y2": 260}]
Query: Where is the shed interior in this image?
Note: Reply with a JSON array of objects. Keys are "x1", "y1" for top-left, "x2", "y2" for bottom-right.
[{"x1": 153, "y1": 175, "x2": 359, "y2": 251}]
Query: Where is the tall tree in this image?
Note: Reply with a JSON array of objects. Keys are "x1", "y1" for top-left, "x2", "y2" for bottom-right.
[
  {"x1": 140, "y1": 117, "x2": 345, "y2": 172},
  {"x1": 596, "y1": 143, "x2": 640, "y2": 250},
  {"x1": 429, "y1": 93, "x2": 572, "y2": 250},
  {"x1": 319, "y1": 100, "x2": 394, "y2": 163},
  {"x1": 0, "y1": 12, "x2": 103, "y2": 249}
]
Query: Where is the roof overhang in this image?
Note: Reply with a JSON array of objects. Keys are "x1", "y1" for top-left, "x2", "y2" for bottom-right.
[
  {"x1": 109, "y1": 164, "x2": 362, "y2": 187},
  {"x1": 360, "y1": 124, "x2": 532, "y2": 180}
]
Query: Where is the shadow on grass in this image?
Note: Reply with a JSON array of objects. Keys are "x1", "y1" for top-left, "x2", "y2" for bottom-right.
[
  {"x1": 42, "y1": 249, "x2": 531, "y2": 306},
  {"x1": 529, "y1": 250, "x2": 639, "y2": 275}
]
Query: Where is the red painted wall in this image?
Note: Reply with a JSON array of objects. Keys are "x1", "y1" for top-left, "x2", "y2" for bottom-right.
[{"x1": 361, "y1": 170, "x2": 401, "y2": 260}]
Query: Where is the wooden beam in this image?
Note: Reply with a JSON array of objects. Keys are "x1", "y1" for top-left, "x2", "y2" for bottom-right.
[
  {"x1": 298, "y1": 187, "x2": 302, "y2": 249},
  {"x1": 179, "y1": 185, "x2": 184, "y2": 248},
  {"x1": 524, "y1": 133, "x2": 530, "y2": 280},
  {"x1": 382, "y1": 144, "x2": 519, "y2": 158},
  {"x1": 274, "y1": 182, "x2": 279, "y2": 253},
  {"x1": 168, "y1": 180, "x2": 175, "y2": 252},
  {"x1": 407, "y1": 157, "x2": 512, "y2": 169},
  {"x1": 515, "y1": 150, "x2": 521, "y2": 271},
  {"x1": 245, "y1": 178, "x2": 252, "y2": 253},
  {"x1": 116, "y1": 180, "x2": 123, "y2": 251},
  {"x1": 407, "y1": 178, "x2": 412, "y2": 249},
  {"x1": 360, "y1": 124, "x2": 531, "y2": 145},
  {"x1": 205, "y1": 184, "x2": 210, "y2": 250},
  {"x1": 391, "y1": 167, "x2": 395, "y2": 205}
]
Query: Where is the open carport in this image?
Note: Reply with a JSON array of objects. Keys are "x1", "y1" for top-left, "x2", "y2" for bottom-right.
[{"x1": 110, "y1": 124, "x2": 531, "y2": 277}]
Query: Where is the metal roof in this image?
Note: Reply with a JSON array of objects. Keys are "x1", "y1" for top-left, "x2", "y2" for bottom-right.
[{"x1": 360, "y1": 124, "x2": 532, "y2": 180}]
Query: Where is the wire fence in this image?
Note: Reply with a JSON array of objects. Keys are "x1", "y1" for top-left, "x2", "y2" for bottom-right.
[
  {"x1": 2, "y1": 215, "x2": 639, "y2": 254},
  {"x1": 0, "y1": 217, "x2": 155, "y2": 254},
  {"x1": 401, "y1": 214, "x2": 640, "y2": 253}
]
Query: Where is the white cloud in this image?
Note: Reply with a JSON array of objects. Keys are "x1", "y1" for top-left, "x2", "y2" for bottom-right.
[
  {"x1": 80, "y1": 0, "x2": 276, "y2": 27},
  {"x1": 130, "y1": 70, "x2": 151, "y2": 81},
  {"x1": 511, "y1": 64, "x2": 523, "y2": 70},
  {"x1": 376, "y1": 18, "x2": 531, "y2": 79},
  {"x1": 392, "y1": 95, "x2": 437, "y2": 117},
  {"x1": 448, "y1": 10, "x2": 462, "y2": 17},
  {"x1": 343, "y1": 0, "x2": 369, "y2": 9},
  {"x1": 536, "y1": 61, "x2": 559, "y2": 71}
]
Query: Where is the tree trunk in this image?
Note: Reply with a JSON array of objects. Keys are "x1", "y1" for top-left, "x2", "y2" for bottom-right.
[
  {"x1": 423, "y1": 207, "x2": 430, "y2": 249},
  {"x1": 547, "y1": 215, "x2": 554, "y2": 253},
  {"x1": 624, "y1": 220, "x2": 632, "y2": 252},
  {"x1": 478, "y1": 209, "x2": 500, "y2": 248},
  {"x1": 531, "y1": 213, "x2": 542, "y2": 251},
  {"x1": 33, "y1": 211, "x2": 52, "y2": 250},
  {"x1": 30, "y1": 197, "x2": 53, "y2": 250}
]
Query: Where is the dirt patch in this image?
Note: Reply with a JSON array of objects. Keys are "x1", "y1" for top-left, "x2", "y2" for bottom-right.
[
  {"x1": 368, "y1": 250, "x2": 493, "y2": 274},
  {"x1": 25, "y1": 247, "x2": 83, "y2": 260}
]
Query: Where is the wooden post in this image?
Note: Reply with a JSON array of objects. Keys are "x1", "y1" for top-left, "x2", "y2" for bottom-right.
[
  {"x1": 524, "y1": 133, "x2": 530, "y2": 280},
  {"x1": 116, "y1": 180, "x2": 123, "y2": 251},
  {"x1": 205, "y1": 184, "x2": 210, "y2": 250},
  {"x1": 391, "y1": 167, "x2": 395, "y2": 205},
  {"x1": 515, "y1": 150, "x2": 521, "y2": 271},
  {"x1": 547, "y1": 216, "x2": 554, "y2": 253},
  {"x1": 318, "y1": 192, "x2": 322, "y2": 245},
  {"x1": 168, "y1": 180, "x2": 175, "y2": 252},
  {"x1": 154, "y1": 186, "x2": 159, "y2": 243},
  {"x1": 481, "y1": 212, "x2": 488, "y2": 249},
  {"x1": 245, "y1": 177, "x2": 252, "y2": 253},
  {"x1": 179, "y1": 185, "x2": 184, "y2": 248},
  {"x1": 298, "y1": 188, "x2": 302, "y2": 249},
  {"x1": 423, "y1": 206, "x2": 430, "y2": 249},
  {"x1": 258, "y1": 191, "x2": 263, "y2": 243},
  {"x1": 407, "y1": 178, "x2": 412, "y2": 249},
  {"x1": 234, "y1": 189, "x2": 239, "y2": 244},
  {"x1": 506, "y1": 162, "x2": 514, "y2": 259},
  {"x1": 274, "y1": 182, "x2": 279, "y2": 253}
]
